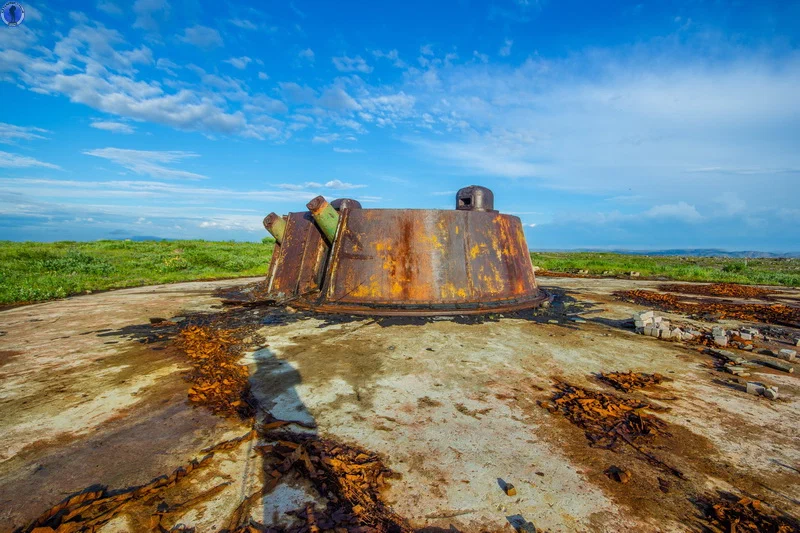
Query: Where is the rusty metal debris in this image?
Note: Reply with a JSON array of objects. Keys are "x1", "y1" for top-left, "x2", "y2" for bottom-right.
[
  {"x1": 696, "y1": 494, "x2": 800, "y2": 533},
  {"x1": 15, "y1": 423, "x2": 414, "y2": 533},
  {"x1": 615, "y1": 289, "x2": 800, "y2": 327},
  {"x1": 540, "y1": 382, "x2": 668, "y2": 448},
  {"x1": 13, "y1": 432, "x2": 254, "y2": 533},
  {"x1": 261, "y1": 432, "x2": 411, "y2": 533},
  {"x1": 659, "y1": 283, "x2": 778, "y2": 299},
  {"x1": 597, "y1": 371, "x2": 665, "y2": 392},
  {"x1": 179, "y1": 324, "x2": 257, "y2": 418},
  {"x1": 262, "y1": 186, "x2": 547, "y2": 316},
  {"x1": 540, "y1": 382, "x2": 684, "y2": 478}
]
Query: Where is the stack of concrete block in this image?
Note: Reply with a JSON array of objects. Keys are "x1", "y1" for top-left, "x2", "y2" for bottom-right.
[
  {"x1": 712, "y1": 326, "x2": 728, "y2": 347},
  {"x1": 746, "y1": 382, "x2": 779, "y2": 400},
  {"x1": 633, "y1": 310, "x2": 697, "y2": 341}
]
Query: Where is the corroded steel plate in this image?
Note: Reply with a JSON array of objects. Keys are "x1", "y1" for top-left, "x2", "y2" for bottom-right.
[
  {"x1": 265, "y1": 211, "x2": 329, "y2": 301},
  {"x1": 301, "y1": 209, "x2": 544, "y2": 315}
]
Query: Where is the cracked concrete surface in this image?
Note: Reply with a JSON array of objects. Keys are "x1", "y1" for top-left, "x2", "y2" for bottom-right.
[{"x1": 1, "y1": 276, "x2": 798, "y2": 532}]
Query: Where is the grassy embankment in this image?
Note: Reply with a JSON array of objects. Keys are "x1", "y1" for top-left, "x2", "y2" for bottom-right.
[
  {"x1": 531, "y1": 251, "x2": 800, "y2": 287},
  {"x1": 1, "y1": 241, "x2": 798, "y2": 305}
]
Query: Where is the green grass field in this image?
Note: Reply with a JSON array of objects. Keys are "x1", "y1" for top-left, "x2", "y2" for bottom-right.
[
  {"x1": 531, "y1": 251, "x2": 800, "y2": 287},
  {"x1": 1, "y1": 241, "x2": 798, "y2": 305},
  {"x1": 0, "y1": 240, "x2": 274, "y2": 305}
]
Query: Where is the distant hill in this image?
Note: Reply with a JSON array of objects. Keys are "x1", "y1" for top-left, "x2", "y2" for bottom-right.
[{"x1": 534, "y1": 248, "x2": 800, "y2": 258}]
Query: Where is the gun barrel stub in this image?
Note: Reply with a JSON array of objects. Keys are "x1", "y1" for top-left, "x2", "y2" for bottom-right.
[
  {"x1": 263, "y1": 212, "x2": 286, "y2": 244},
  {"x1": 306, "y1": 195, "x2": 340, "y2": 244}
]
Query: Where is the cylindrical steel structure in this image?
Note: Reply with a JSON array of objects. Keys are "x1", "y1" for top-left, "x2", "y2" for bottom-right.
[
  {"x1": 310, "y1": 209, "x2": 544, "y2": 315},
  {"x1": 263, "y1": 186, "x2": 545, "y2": 315}
]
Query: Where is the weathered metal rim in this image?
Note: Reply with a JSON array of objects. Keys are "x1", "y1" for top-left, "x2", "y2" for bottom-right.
[{"x1": 288, "y1": 290, "x2": 550, "y2": 317}]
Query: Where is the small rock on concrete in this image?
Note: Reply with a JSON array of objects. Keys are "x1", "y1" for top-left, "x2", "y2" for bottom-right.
[
  {"x1": 712, "y1": 326, "x2": 726, "y2": 337},
  {"x1": 764, "y1": 388, "x2": 779, "y2": 400},
  {"x1": 739, "y1": 333, "x2": 752, "y2": 341},
  {"x1": 778, "y1": 349, "x2": 797, "y2": 361},
  {"x1": 713, "y1": 335, "x2": 729, "y2": 347},
  {"x1": 605, "y1": 465, "x2": 632, "y2": 483},
  {"x1": 746, "y1": 382, "x2": 766, "y2": 396}
]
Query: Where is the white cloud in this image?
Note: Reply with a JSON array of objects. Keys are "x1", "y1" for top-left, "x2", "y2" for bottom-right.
[
  {"x1": 420, "y1": 44, "x2": 434, "y2": 56},
  {"x1": 276, "y1": 179, "x2": 365, "y2": 190},
  {"x1": 473, "y1": 51, "x2": 489, "y2": 63},
  {"x1": 333, "y1": 147, "x2": 364, "y2": 153},
  {"x1": 83, "y1": 148, "x2": 208, "y2": 179},
  {"x1": 298, "y1": 48, "x2": 315, "y2": 61},
  {"x1": 230, "y1": 18, "x2": 258, "y2": 30},
  {"x1": 332, "y1": 55, "x2": 373, "y2": 73},
  {"x1": 318, "y1": 87, "x2": 361, "y2": 111},
  {"x1": 0, "y1": 151, "x2": 61, "y2": 169},
  {"x1": 155, "y1": 58, "x2": 179, "y2": 75},
  {"x1": 224, "y1": 56, "x2": 252, "y2": 69},
  {"x1": 372, "y1": 49, "x2": 406, "y2": 68},
  {"x1": 3, "y1": 22, "x2": 279, "y2": 140},
  {"x1": 97, "y1": 1, "x2": 123, "y2": 15},
  {"x1": 178, "y1": 25, "x2": 223, "y2": 49},
  {"x1": 311, "y1": 133, "x2": 341, "y2": 144},
  {"x1": 499, "y1": 38, "x2": 513, "y2": 57},
  {"x1": 645, "y1": 202, "x2": 703, "y2": 222},
  {"x1": 90, "y1": 120, "x2": 135, "y2": 134},
  {"x1": 258, "y1": 71, "x2": 269, "y2": 80},
  {"x1": 324, "y1": 179, "x2": 365, "y2": 190},
  {"x1": 0, "y1": 123, "x2": 49, "y2": 144},
  {"x1": 133, "y1": 0, "x2": 170, "y2": 32}
]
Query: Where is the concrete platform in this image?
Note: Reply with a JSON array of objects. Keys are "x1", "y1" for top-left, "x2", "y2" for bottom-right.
[{"x1": 1, "y1": 277, "x2": 798, "y2": 532}]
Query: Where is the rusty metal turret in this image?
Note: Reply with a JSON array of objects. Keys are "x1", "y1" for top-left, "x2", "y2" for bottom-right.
[{"x1": 263, "y1": 187, "x2": 546, "y2": 315}]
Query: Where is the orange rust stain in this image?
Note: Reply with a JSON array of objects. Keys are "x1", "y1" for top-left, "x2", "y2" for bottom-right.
[
  {"x1": 391, "y1": 281, "x2": 404, "y2": 296},
  {"x1": 440, "y1": 283, "x2": 468, "y2": 299},
  {"x1": 428, "y1": 233, "x2": 444, "y2": 251},
  {"x1": 489, "y1": 262, "x2": 507, "y2": 292},
  {"x1": 351, "y1": 275, "x2": 381, "y2": 298}
]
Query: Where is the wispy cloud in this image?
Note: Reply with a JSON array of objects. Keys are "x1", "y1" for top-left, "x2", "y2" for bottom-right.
[
  {"x1": 298, "y1": 48, "x2": 315, "y2": 61},
  {"x1": 0, "y1": 151, "x2": 61, "y2": 169},
  {"x1": 224, "y1": 56, "x2": 252, "y2": 69},
  {"x1": 371, "y1": 49, "x2": 406, "y2": 68},
  {"x1": 332, "y1": 55, "x2": 373, "y2": 73},
  {"x1": 0, "y1": 123, "x2": 49, "y2": 144},
  {"x1": 276, "y1": 180, "x2": 366, "y2": 190},
  {"x1": 178, "y1": 25, "x2": 223, "y2": 49},
  {"x1": 90, "y1": 121, "x2": 135, "y2": 134},
  {"x1": 499, "y1": 38, "x2": 513, "y2": 56},
  {"x1": 83, "y1": 148, "x2": 208, "y2": 179},
  {"x1": 133, "y1": 0, "x2": 170, "y2": 32}
]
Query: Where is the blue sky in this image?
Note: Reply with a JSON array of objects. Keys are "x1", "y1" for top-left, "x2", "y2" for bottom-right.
[{"x1": 0, "y1": 0, "x2": 798, "y2": 250}]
